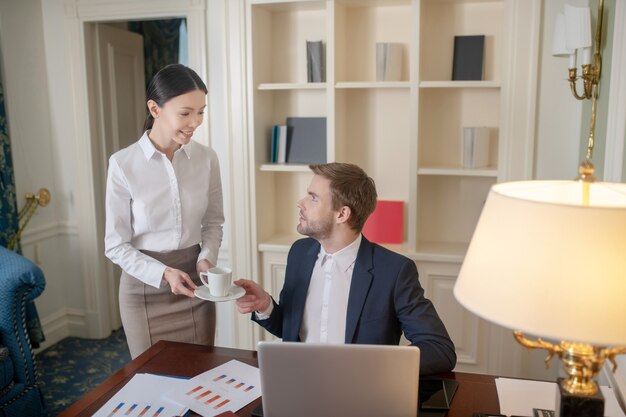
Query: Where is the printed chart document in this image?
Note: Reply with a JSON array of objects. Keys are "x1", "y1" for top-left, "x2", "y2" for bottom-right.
[
  {"x1": 92, "y1": 373, "x2": 188, "y2": 417},
  {"x1": 165, "y1": 359, "x2": 261, "y2": 417}
]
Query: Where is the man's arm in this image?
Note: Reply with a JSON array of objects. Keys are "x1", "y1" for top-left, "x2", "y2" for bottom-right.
[
  {"x1": 394, "y1": 260, "x2": 457, "y2": 375},
  {"x1": 234, "y1": 279, "x2": 284, "y2": 338}
]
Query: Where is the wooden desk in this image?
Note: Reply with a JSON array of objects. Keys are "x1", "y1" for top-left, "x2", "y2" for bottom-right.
[{"x1": 58, "y1": 340, "x2": 501, "y2": 417}]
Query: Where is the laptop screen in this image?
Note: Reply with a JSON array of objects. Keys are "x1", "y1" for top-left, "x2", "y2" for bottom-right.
[{"x1": 257, "y1": 341, "x2": 420, "y2": 417}]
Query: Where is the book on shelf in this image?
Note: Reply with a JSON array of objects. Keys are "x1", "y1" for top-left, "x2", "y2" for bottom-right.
[
  {"x1": 462, "y1": 127, "x2": 490, "y2": 168},
  {"x1": 286, "y1": 117, "x2": 327, "y2": 164},
  {"x1": 376, "y1": 43, "x2": 403, "y2": 82},
  {"x1": 452, "y1": 35, "x2": 485, "y2": 81},
  {"x1": 306, "y1": 40, "x2": 325, "y2": 83},
  {"x1": 362, "y1": 200, "x2": 404, "y2": 244},
  {"x1": 270, "y1": 124, "x2": 288, "y2": 163}
]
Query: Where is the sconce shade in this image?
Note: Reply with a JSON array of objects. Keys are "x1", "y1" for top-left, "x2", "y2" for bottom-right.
[
  {"x1": 552, "y1": 13, "x2": 571, "y2": 56},
  {"x1": 454, "y1": 180, "x2": 626, "y2": 347},
  {"x1": 564, "y1": 3, "x2": 592, "y2": 50}
]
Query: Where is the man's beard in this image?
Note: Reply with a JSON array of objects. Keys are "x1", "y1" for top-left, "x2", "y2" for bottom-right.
[{"x1": 297, "y1": 215, "x2": 333, "y2": 240}]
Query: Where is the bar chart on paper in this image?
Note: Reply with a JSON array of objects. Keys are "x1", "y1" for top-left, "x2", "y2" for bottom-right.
[
  {"x1": 92, "y1": 374, "x2": 189, "y2": 417},
  {"x1": 165, "y1": 360, "x2": 261, "y2": 417}
]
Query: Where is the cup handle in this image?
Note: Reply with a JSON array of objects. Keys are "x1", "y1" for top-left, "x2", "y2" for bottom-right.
[{"x1": 200, "y1": 272, "x2": 209, "y2": 287}]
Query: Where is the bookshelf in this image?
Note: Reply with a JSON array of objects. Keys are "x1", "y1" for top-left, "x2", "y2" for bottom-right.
[{"x1": 246, "y1": 0, "x2": 540, "y2": 371}]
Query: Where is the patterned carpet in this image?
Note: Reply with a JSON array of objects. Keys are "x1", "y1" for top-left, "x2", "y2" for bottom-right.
[{"x1": 36, "y1": 328, "x2": 131, "y2": 416}]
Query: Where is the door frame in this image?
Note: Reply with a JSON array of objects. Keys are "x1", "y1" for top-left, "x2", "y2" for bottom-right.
[{"x1": 64, "y1": 0, "x2": 209, "y2": 338}]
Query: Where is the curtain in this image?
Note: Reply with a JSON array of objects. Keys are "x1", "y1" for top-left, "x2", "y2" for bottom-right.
[
  {"x1": 129, "y1": 19, "x2": 184, "y2": 91},
  {"x1": 0, "y1": 59, "x2": 45, "y2": 348},
  {"x1": 0, "y1": 66, "x2": 18, "y2": 248}
]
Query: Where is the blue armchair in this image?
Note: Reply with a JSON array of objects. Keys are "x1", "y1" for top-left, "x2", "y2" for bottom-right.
[{"x1": 0, "y1": 246, "x2": 47, "y2": 417}]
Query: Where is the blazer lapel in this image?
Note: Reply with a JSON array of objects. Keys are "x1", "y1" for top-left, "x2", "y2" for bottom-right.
[
  {"x1": 345, "y1": 237, "x2": 374, "y2": 343},
  {"x1": 289, "y1": 240, "x2": 319, "y2": 341}
]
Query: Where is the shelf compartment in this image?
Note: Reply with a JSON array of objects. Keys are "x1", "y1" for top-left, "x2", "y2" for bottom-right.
[
  {"x1": 335, "y1": 0, "x2": 412, "y2": 83},
  {"x1": 419, "y1": 0, "x2": 503, "y2": 82},
  {"x1": 255, "y1": 171, "x2": 313, "y2": 244},
  {"x1": 253, "y1": 89, "x2": 327, "y2": 165},
  {"x1": 418, "y1": 88, "x2": 500, "y2": 168},
  {"x1": 335, "y1": 88, "x2": 412, "y2": 202},
  {"x1": 416, "y1": 175, "x2": 495, "y2": 249},
  {"x1": 250, "y1": 1, "x2": 327, "y2": 84}
]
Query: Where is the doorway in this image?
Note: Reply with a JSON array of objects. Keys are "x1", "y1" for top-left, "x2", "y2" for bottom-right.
[
  {"x1": 85, "y1": 18, "x2": 188, "y2": 329},
  {"x1": 63, "y1": 1, "x2": 211, "y2": 339}
]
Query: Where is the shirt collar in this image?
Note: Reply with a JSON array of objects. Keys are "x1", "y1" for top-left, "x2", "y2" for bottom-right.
[
  {"x1": 138, "y1": 131, "x2": 192, "y2": 160},
  {"x1": 319, "y1": 234, "x2": 362, "y2": 273}
]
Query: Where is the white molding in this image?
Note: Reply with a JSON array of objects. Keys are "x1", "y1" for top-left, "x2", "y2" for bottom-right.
[
  {"x1": 20, "y1": 221, "x2": 78, "y2": 246},
  {"x1": 219, "y1": 0, "x2": 257, "y2": 351},
  {"x1": 33, "y1": 307, "x2": 88, "y2": 353},
  {"x1": 604, "y1": 0, "x2": 626, "y2": 182},
  {"x1": 499, "y1": 0, "x2": 542, "y2": 182}
]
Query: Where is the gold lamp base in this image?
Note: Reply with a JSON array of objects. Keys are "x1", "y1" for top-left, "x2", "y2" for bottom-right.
[
  {"x1": 556, "y1": 377, "x2": 604, "y2": 417},
  {"x1": 513, "y1": 331, "x2": 626, "y2": 416}
]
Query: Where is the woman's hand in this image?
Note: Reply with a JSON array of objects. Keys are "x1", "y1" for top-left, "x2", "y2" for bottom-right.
[
  {"x1": 196, "y1": 259, "x2": 214, "y2": 276},
  {"x1": 163, "y1": 267, "x2": 197, "y2": 298},
  {"x1": 234, "y1": 279, "x2": 271, "y2": 314}
]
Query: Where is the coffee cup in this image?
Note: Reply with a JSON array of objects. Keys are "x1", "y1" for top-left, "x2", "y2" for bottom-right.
[{"x1": 200, "y1": 267, "x2": 232, "y2": 297}]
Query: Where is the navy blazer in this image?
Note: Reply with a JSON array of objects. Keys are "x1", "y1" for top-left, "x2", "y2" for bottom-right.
[{"x1": 253, "y1": 237, "x2": 457, "y2": 375}]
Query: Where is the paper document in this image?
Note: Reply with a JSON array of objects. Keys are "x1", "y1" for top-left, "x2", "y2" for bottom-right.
[
  {"x1": 496, "y1": 377, "x2": 626, "y2": 417},
  {"x1": 164, "y1": 359, "x2": 261, "y2": 417},
  {"x1": 91, "y1": 373, "x2": 188, "y2": 417}
]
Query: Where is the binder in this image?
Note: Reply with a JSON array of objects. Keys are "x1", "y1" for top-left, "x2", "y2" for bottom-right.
[
  {"x1": 462, "y1": 127, "x2": 490, "y2": 168},
  {"x1": 285, "y1": 117, "x2": 327, "y2": 164},
  {"x1": 452, "y1": 35, "x2": 485, "y2": 81},
  {"x1": 306, "y1": 40, "x2": 325, "y2": 82},
  {"x1": 376, "y1": 43, "x2": 403, "y2": 81},
  {"x1": 362, "y1": 200, "x2": 404, "y2": 244}
]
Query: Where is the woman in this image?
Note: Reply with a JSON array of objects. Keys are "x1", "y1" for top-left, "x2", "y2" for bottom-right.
[{"x1": 104, "y1": 64, "x2": 224, "y2": 358}]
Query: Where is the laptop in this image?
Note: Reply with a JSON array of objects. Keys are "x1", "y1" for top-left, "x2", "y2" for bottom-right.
[{"x1": 257, "y1": 341, "x2": 420, "y2": 417}]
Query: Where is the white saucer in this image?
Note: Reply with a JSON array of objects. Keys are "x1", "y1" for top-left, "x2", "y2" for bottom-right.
[{"x1": 194, "y1": 285, "x2": 245, "y2": 302}]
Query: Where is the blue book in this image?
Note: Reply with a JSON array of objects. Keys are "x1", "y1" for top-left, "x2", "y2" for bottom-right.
[{"x1": 270, "y1": 125, "x2": 279, "y2": 163}]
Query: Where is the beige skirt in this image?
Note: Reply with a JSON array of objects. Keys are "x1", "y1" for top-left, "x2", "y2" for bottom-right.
[{"x1": 119, "y1": 245, "x2": 216, "y2": 359}]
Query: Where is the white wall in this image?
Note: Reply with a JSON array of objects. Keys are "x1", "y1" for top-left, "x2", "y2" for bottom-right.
[
  {"x1": 0, "y1": 0, "x2": 87, "y2": 350},
  {"x1": 534, "y1": 0, "x2": 584, "y2": 180}
]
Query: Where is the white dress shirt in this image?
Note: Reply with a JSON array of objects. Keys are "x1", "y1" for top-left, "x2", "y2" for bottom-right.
[
  {"x1": 257, "y1": 235, "x2": 361, "y2": 344},
  {"x1": 300, "y1": 235, "x2": 361, "y2": 343},
  {"x1": 104, "y1": 132, "x2": 224, "y2": 288}
]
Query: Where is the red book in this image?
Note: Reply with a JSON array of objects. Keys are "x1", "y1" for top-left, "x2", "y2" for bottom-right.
[{"x1": 362, "y1": 200, "x2": 404, "y2": 244}]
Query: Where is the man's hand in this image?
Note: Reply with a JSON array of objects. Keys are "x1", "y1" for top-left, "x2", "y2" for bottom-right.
[
  {"x1": 163, "y1": 267, "x2": 198, "y2": 298},
  {"x1": 234, "y1": 279, "x2": 271, "y2": 314}
]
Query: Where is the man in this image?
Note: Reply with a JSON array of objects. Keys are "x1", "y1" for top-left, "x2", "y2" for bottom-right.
[{"x1": 235, "y1": 163, "x2": 456, "y2": 374}]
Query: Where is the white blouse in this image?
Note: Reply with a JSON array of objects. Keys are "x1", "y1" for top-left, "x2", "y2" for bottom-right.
[{"x1": 104, "y1": 132, "x2": 224, "y2": 288}]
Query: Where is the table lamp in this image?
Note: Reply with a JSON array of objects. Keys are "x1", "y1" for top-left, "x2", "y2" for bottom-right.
[{"x1": 453, "y1": 179, "x2": 626, "y2": 416}]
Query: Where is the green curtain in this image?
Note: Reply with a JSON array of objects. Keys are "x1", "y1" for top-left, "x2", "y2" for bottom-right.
[
  {"x1": 0, "y1": 61, "x2": 45, "y2": 348},
  {"x1": 128, "y1": 19, "x2": 184, "y2": 91},
  {"x1": 0, "y1": 69, "x2": 18, "y2": 248}
]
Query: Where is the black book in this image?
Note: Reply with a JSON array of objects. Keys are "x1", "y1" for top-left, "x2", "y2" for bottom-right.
[{"x1": 452, "y1": 35, "x2": 485, "y2": 81}]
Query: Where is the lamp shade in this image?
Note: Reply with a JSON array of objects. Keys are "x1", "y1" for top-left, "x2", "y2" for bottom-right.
[
  {"x1": 564, "y1": 3, "x2": 592, "y2": 50},
  {"x1": 552, "y1": 13, "x2": 571, "y2": 56},
  {"x1": 454, "y1": 180, "x2": 626, "y2": 347}
]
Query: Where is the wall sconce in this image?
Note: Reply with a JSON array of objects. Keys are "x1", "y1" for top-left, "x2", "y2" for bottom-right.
[
  {"x1": 553, "y1": 0, "x2": 604, "y2": 186},
  {"x1": 553, "y1": 0, "x2": 603, "y2": 101}
]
